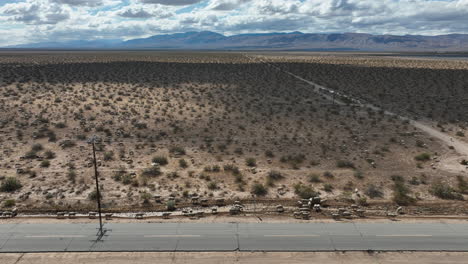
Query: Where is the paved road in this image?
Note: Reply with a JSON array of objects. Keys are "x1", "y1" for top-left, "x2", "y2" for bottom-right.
[{"x1": 1, "y1": 223, "x2": 468, "y2": 252}]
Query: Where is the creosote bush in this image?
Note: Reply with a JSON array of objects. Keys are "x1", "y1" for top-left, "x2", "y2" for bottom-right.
[
  {"x1": 294, "y1": 183, "x2": 318, "y2": 199},
  {"x1": 179, "y1": 159, "x2": 188, "y2": 168},
  {"x1": 336, "y1": 160, "x2": 355, "y2": 169},
  {"x1": 414, "y1": 153, "x2": 431, "y2": 161},
  {"x1": 393, "y1": 181, "x2": 416, "y2": 206},
  {"x1": 251, "y1": 183, "x2": 268, "y2": 196},
  {"x1": 430, "y1": 182, "x2": 464, "y2": 200},
  {"x1": 142, "y1": 165, "x2": 162, "y2": 177},
  {"x1": 4, "y1": 199, "x2": 15, "y2": 207},
  {"x1": 166, "y1": 200, "x2": 176, "y2": 211},
  {"x1": 245, "y1": 158, "x2": 256, "y2": 167},
  {"x1": 365, "y1": 184, "x2": 383, "y2": 198},
  {"x1": 0, "y1": 177, "x2": 22, "y2": 192},
  {"x1": 309, "y1": 174, "x2": 321, "y2": 183},
  {"x1": 152, "y1": 156, "x2": 168, "y2": 166},
  {"x1": 169, "y1": 146, "x2": 186, "y2": 155}
]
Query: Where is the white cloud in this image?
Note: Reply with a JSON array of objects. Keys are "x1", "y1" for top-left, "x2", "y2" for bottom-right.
[
  {"x1": 49, "y1": 0, "x2": 105, "y2": 6},
  {"x1": 206, "y1": 0, "x2": 250, "y2": 11},
  {"x1": 0, "y1": 0, "x2": 70, "y2": 25},
  {"x1": 139, "y1": 0, "x2": 203, "y2": 5}
]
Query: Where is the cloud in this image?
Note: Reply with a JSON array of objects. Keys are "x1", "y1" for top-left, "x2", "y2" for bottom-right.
[
  {"x1": 118, "y1": 8, "x2": 154, "y2": 18},
  {"x1": 117, "y1": 6, "x2": 173, "y2": 18},
  {"x1": 49, "y1": 0, "x2": 104, "y2": 7},
  {"x1": 207, "y1": 0, "x2": 251, "y2": 11},
  {"x1": 139, "y1": 0, "x2": 203, "y2": 6},
  {"x1": 0, "y1": 0, "x2": 70, "y2": 25}
]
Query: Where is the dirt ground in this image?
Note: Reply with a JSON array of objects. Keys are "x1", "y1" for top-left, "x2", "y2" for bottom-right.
[{"x1": 2, "y1": 252, "x2": 468, "y2": 264}]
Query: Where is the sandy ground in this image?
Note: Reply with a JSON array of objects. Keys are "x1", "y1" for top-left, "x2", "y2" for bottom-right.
[{"x1": 2, "y1": 252, "x2": 468, "y2": 264}]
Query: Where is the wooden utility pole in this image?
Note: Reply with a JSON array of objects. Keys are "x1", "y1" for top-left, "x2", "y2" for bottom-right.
[{"x1": 89, "y1": 135, "x2": 103, "y2": 237}]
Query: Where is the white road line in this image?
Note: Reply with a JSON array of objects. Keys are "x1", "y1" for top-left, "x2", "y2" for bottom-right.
[
  {"x1": 143, "y1": 235, "x2": 201, "y2": 238},
  {"x1": 264, "y1": 235, "x2": 320, "y2": 237},
  {"x1": 25, "y1": 235, "x2": 86, "y2": 238},
  {"x1": 376, "y1": 235, "x2": 433, "y2": 237}
]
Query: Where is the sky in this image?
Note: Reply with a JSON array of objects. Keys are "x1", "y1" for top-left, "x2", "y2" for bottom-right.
[{"x1": 1, "y1": 0, "x2": 468, "y2": 46}]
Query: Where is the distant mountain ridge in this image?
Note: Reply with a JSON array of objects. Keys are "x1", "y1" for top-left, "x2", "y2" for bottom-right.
[{"x1": 6, "y1": 31, "x2": 468, "y2": 51}]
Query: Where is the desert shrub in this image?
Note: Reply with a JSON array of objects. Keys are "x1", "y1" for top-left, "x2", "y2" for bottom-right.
[
  {"x1": 409, "y1": 176, "x2": 420, "y2": 185},
  {"x1": 265, "y1": 150, "x2": 274, "y2": 158},
  {"x1": 179, "y1": 159, "x2": 188, "y2": 168},
  {"x1": 24, "y1": 150, "x2": 37, "y2": 159},
  {"x1": 323, "y1": 183, "x2": 333, "y2": 192},
  {"x1": 393, "y1": 181, "x2": 416, "y2": 205},
  {"x1": 60, "y1": 140, "x2": 76, "y2": 149},
  {"x1": 457, "y1": 175, "x2": 468, "y2": 194},
  {"x1": 365, "y1": 184, "x2": 383, "y2": 198},
  {"x1": 323, "y1": 171, "x2": 334, "y2": 178},
  {"x1": 294, "y1": 183, "x2": 318, "y2": 199},
  {"x1": 357, "y1": 197, "x2": 368, "y2": 206},
  {"x1": 391, "y1": 175, "x2": 405, "y2": 183},
  {"x1": 0, "y1": 177, "x2": 22, "y2": 192},
  {"x1": 415, "y1": 140, "x2": 425, "y2": 148},
  {"x1": 142, "y1": 165, "x2": 162, "y2": 177},
  {"x1": 55, "y1": 122, "x2": 66, "y2": 128},
  {"x1": 134, "y1": 122, "x2": 147, "y2": 129},
  {"x1": 456, "y1": 131, "x2": 465, "y2": 137},
  {"x1": 251, "y1": 183, "x2": 268, "y2": 196},
  {"x1": 122, "y1": 174, "x2": 132, "y2": 185},
  {"x1": 280, "y1": 154, "x2": 306, "y2": 165},
  {"x1": 40, "y1": 160, "x2": 50, "y2": 168},
  {"x1": 44, "y1": 150, "x2": 56, "y2": 159},
  {"x1": 224, "y1": 164, "x2": 240, "y2": 175},
  {"x1": 47, "y1": 131, "x2": 57, "y2": 142},
  {"x1": 245, "y1": 158, "x2": 256, "y2": 167},
  {"x1": 3, "y1": 199, "x2": 15, "y2": 207},
  {"x1": 266, "y1": 171, "x2": 284, "y2": 186},
  {"x1": 207, "y1": 181, "x2": 218, "y2": 190},
  {"x1": 430, "y1": 182, "x2": 464, "y2": 200},
  {"x1": 103, "y1": 151, "x2": 114, "y2": 161},
  {"x1": 112, "y1": 166, "x2": 127, "y2": 181},
  {"x1": 267, "y1": 170, "x2": 284, "y2": 181},
  {"x1": 414, "y1": 153, "x2": 431, "y2": 161},
  {"x1": 88, "y1": 189, "x2": 101, "y2": 201},
  {"x1": 141, "y1": 192, "x2": 152, "y2": 203},
  {"x1": 152, "y1": 156, "x2": 168, "y2": 166},
  {"x1": 169, "y1": 146, "x2": 186, "y2": 155},
  {"x1": 234, "y1": 173, "x2": 244, "y2": 184},
  {"x1": 67, "y1": 169, "x2": 76, "y2": 183},
  {"x1": 353, "y1": 170, "x2": 364, "y2": 179},
  {"x1": 309, "y1": 174, "x2": 321, "y2": 183},
  {"x1": 31, "y1": 143, "x2": 43, "y2": 152},
  {"x1": 234, "y1": 148, "x2": 244, "y2": 155},
  {"x1": 166, "y1": 200, "x2": 176, "y2": 211},
  {"x1": 336, "y1": 160, "x2": 355, "y2": 169}
]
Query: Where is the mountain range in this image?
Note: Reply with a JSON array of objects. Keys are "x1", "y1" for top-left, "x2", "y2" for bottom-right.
[{"x1": 5, "y1": 31, "x2": 468, "y2": 51}]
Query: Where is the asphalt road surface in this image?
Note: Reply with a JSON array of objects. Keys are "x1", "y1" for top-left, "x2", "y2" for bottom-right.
[{"x1": 1, "y1": 223, "x2": 468, "y2": 252}]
